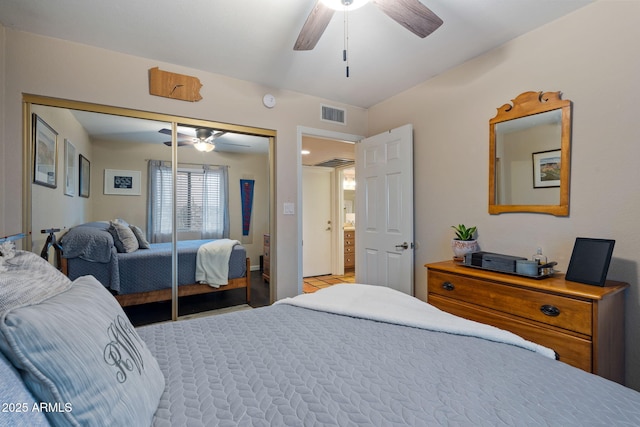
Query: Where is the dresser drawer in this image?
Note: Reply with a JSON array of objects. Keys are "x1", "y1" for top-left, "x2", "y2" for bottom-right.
[
  {"x1": 426, "y1": 261, "x2": 628, "y2": 383},
  {"x1": 428, "y1": 294, "x2": 592, "y2": 372},
  {"x1": 428, "y1": 270, "x2": 593, "y2": 336},
  {"x1": 344, "y1": 231, "x2": 354, "y2": 240}
]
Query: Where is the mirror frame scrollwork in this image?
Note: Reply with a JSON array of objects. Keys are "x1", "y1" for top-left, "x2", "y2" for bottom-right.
[{"x1": 489, "y1": 91, "x2": 572, "y2": 216}]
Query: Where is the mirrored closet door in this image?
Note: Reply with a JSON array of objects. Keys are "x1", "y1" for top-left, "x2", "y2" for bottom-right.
[{"x1": 24, "y1": 96, "x2": 274, "y2": 324}]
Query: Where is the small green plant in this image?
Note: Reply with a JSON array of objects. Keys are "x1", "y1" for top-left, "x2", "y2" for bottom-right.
[{"x1": 451, "y1": 224, "x2": 477, "y2": 241}]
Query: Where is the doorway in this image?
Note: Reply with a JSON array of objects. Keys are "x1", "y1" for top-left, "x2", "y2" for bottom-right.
[
  {"x1": 297, "y1": 126, "x2": 363, "y2": 294},
  {"x1": 302, "y1": 166, "x2": 333, "y2": 277}
]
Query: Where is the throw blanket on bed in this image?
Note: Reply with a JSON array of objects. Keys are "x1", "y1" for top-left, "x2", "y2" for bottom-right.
[
  {"x1": 60, "y1": 223, "x2": 113, "y2": 263},
  {"x1": 195, "y1": 239, "x2": 240, "y2": 287},
  {"x1": 276, "y1": 283, "x2": 556, "y2": 359}
]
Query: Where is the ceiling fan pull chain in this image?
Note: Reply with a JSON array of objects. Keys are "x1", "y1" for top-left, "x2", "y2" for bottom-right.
[{"x1": 343, "y1": 6, "x2": 350, "y2": 78}]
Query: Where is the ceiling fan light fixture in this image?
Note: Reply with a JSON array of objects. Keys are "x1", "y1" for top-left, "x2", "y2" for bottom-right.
[
  {"x1": 196, "y1": 128, "x2": 213, "y2": 140},
  {"x1": 321, "y1": 0, "x2": 370, "y2": 11},
  {"x1": 192, "y1": 128, "x2": 217, "y2": 151},
  {"x1": 193, "y1": 141, "x2": 215, "y2": 152}
]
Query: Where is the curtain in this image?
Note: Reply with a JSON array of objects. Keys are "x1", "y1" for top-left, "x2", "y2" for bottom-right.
[
  {"x1": 201, "y1": 165, "x2": 230, "y2": 239},
  {"x1": 147, "y1": 160, "x2": 173, "y2": 243}
]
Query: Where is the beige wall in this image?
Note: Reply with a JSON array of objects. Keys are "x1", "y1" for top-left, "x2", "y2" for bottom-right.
[
  {"x1": 29, "y1": 105, "x2": 93, "y2": 253},
  {"x1": 369, "y1": 0, "x2": 640, "y2": 389},
  {"x1": 0, "y1": 27, "x2": 368, "y2": 301}
]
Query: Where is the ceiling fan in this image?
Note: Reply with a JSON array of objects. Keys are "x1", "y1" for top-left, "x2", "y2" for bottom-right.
[
  {"x1": 159, "y1": 128, "x2": 225, "y2": 152},
  {"x1": 294, "y1": 0, "x2": 443, "y2": 51}
]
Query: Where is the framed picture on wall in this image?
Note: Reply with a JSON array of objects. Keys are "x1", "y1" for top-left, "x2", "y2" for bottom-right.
[
  {"x1": 79, "y1": 154, "x2": 90, "y2": 198},
  {"x1": 103, "y1": 169, "x2": 141, "y2": 195},
  {"x1": 64, "y1": 139, "x2": 76, "y2": 196},
  {"x1": 32, "y1": 114, "x2": 58, "y2": 188},
  {"x1": 532, "y1": 149, "x2": 561, "y2": 188}
]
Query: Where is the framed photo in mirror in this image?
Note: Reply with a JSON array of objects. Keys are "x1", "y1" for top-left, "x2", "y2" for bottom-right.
[
  {"x1": 64, "y1": 139, "x2": 76, "y2": 196},
  {"x1": 79, "y1": 154, "x2": 90, "y2": 198},
  {"x1": 32, "y1": 114, "x2": 58, "y2": 188},
  {"x1": 103, "y1": 169, "x2": 141, "y2": 195},
  {"x1": 532, "y1": 149, "x2": 561, "y2": 188}
]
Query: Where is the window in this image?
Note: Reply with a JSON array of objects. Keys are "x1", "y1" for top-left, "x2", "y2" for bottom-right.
[
  {"x1": 176, "y1": 169, "x2": 206, "y2": 232},
  {"x1": 148, "y1": 161, "x2": 229, "y2": 242}
]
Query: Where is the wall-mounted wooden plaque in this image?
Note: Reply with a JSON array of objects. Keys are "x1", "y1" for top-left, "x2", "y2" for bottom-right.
[{"x1": 148, "y1": 67, "x2": 203, "y2": 102}]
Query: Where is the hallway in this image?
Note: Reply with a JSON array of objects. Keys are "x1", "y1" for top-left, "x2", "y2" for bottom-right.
[{"x1": 303, "y1": 270, "x2": 355, "y2": 293}]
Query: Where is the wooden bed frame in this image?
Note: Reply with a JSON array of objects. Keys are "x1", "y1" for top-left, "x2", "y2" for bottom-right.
[{"x1": 61, "y1": 257, "x2": 251, "y2": 307}]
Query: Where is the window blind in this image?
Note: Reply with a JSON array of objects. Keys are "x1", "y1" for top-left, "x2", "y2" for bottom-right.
[{"x1": 148, "y1": 162, "x2": 227, "y2": 240}]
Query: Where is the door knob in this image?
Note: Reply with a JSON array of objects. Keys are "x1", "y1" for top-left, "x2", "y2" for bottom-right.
[{"x1": 395, "y1": 242, "x2": 409, "y2": 250}]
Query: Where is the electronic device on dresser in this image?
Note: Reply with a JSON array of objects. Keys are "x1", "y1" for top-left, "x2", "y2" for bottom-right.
[{"x1": 425, "y1": 260, "x2": 629, "y2": 384}]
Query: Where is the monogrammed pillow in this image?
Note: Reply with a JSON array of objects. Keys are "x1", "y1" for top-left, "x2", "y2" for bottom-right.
[{"x1": 0, "y1": 275, "x2": 164, "y2": 427}]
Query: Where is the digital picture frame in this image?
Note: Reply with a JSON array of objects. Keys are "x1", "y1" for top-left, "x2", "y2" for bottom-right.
[{"x1": 565, "y1": 237, "x2": 615, "y2": 286}]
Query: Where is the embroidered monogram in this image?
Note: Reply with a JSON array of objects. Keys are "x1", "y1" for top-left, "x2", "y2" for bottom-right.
[{"x1": 103, "y1": 315, "x2": 145, "y2": 383}]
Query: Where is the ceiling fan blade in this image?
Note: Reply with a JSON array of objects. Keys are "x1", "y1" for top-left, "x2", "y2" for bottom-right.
[
  {"x1": 217, "y1": 141, "x2": 251, "y2": 148},
  {"x1": 294, "y1": 1, "x2": 335, "y2": 51},
  {"x1": 372, "y1": 0, "x2": 443, "y2": 38},
  {"x1": 163, "y1": 140, "x2": 194, "y2": 147},
  {"x1": 158, "y1": 128, "x2": 194, "y2": 140}
]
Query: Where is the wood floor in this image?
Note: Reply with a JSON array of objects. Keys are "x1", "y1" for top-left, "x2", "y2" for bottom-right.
[{"x1": 303, "y1": 269, "x2": 355, "y2": 293}]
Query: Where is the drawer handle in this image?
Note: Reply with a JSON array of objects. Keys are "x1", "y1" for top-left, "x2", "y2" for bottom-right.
[
  {"x1": 442, "y1": 282, "x2": 455, "y2": 291},
  {"x1": 540, "y1": 304, "x2": 560, "y2": 317}
]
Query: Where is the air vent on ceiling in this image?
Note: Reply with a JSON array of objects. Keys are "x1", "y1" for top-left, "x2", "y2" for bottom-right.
[
  {"x1": 314, "y1": 158, "x2": 354, "y2": 168},
  {"x1": 321, "y1": 104, "x2": 346, "y2": 125}
]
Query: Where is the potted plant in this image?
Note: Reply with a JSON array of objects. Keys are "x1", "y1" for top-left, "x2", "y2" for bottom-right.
[{"x1": 451, "y1": 224, "x2": 479, "y2": 260}]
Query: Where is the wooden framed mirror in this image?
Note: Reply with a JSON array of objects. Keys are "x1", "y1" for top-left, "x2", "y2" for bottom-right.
[{"x1": 489, "y1": 91, "x2": 572, "y2": 216}]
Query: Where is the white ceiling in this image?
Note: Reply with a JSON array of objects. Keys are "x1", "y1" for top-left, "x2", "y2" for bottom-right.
[
  {"x1": 68, "y1": 109, "x2": 270, "y2": 154},
  {"x1": 0, "y1": 0, "x2": 594, "y2": 109}
]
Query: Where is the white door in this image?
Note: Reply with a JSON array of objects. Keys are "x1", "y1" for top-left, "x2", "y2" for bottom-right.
[
  {"x1": 355, "y1": 124, "x2": 414, "y2": 294},
  {"x1": 303, "y1": 166, "x2": 333, "y2": 277}
]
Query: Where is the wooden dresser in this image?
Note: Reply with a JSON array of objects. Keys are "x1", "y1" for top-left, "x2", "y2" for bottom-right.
[
  {"x1": 425, "y1": 260, "x2": 628, "y2": 384},
  {"x1": 262, "y1": 234, "x2": 270, "y2": 282},
  {"x1": 344, "y1": 229, "x2": 355, "y2": 269}
]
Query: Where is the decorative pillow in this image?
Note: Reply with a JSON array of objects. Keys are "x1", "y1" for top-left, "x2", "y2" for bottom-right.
[
  {"x1": 0, "y1": 250, "x2": 72, "y2": 312},
  {"x1": 0, "y1": 351, "x2": 50, "y2": 426},
  {"x1": 0, "y1": 275, "x2": 165, "y2": 427},
  {"x1": 108, "y1": 220, "x2": 139, "y2": 253},
  {"x1": 130, "y1": 225, "x2": 150, "y2": 249}
]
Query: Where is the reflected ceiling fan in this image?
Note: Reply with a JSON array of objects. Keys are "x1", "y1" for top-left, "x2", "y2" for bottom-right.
[
  {"x1": 294, "y1": 0, "x2": 443, "y2": 51},
  {"x1": 159, "y1": 128, "x2": 225, "y2": 152}
]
